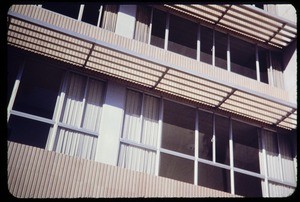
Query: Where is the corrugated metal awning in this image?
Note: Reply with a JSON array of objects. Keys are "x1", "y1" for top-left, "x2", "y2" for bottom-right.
[
  {"x1": 163, "y1": 4, "x2": 297, "y2": 49},
  {"x1": 7, "y1": 6, "x2": 297, "y2": 130}
]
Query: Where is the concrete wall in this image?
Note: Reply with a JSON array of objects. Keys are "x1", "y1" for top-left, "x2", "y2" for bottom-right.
[
  {"x1": 115, "y1": 5, "x2": 137, "y2": 39},
  {"x1": 95, "y1": 81, "x2": 126, "y2": 165}
]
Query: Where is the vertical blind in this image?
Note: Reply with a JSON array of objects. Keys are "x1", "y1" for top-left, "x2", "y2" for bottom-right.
[
  {"x1": 260, "y1": 130, "x2": 295, "y2": 197},
  {"x1": 101, "y1": 5, "x2": 118, "y2": 32},
  {"x1": 48, "y1": 72, "x2": 104, "y2": 160},
  {"x1": 134, "y1": 5, "x2": 151, "y2": 43},
  {"x1": 118, "y1": 90, "x2": 160, "y2": 174}
]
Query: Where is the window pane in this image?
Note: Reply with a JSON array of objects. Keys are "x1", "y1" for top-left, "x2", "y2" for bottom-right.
[
  {"x1": 231, "y1": 36, "x2": 256, "y2": 80},
  {"x1": 215, "y1": 30, "x2": 227, "y2": 70},
  {"x1": 168, "y1": 14, "x2": 197, "y2": 59},
  {"x1": 233, "y1": 120, "x2": 260, "y2": 173},
  {"x1": 118, "y1": 143, "x2": 156, "y2": 175},
  {"x1": 42, "y1": 3, "x2": 80, "y2": 19},
  {"x1": 122, "y1": 90, "x2": 142, "y2": 142},
  {"x1": 150, "y1": 8, "x2": 166, "y2": 48},
  {"x1": 81, "y1": 3, "x2": 101, "y2": 26},
  {"x1": 198, "y1": 162, "x2": 230, "y2": 193},
  {"x1": 200, "y1": 26, "x2": 213, "y2": 65},
  {"x1": 215, "y1": 114, "x2": 230, "y2": 165},
  {"x1": 234, "y1": 172, "x2": 262, "y2": 197},
  {"x1": 13, "y1": 61, "x2": 64, "y2": 119},
  {"x1": 198, "y1": 110, "x2": 213, "y2": 160},
  {"x1": 258, "y1": 47, "x2": 269, "y2": 84},
  {"x1": 60, "y1": 73, "x2": 87, "y2": 125},
  {"x1": 8, "y1": 115, "x2": 50, "y2": 148},
  {"x1": 161, "y1": 100, "x2": 195, "y2": 156},
  {"x1": 159, "y1": 153, "x2": 194, "y2": 184}
]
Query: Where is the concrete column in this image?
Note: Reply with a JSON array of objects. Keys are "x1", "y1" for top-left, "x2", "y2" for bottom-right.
[
  {"x1": 95, "y1": 81, "x2": 126, "y2": 165},
  {"x1": 115, "y1": 5, "x2": 137, "y2": 39}
]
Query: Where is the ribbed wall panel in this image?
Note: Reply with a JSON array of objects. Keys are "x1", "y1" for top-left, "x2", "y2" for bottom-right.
[{"x1": 7, "y1": 141, "x2": 238, "y2": 198}]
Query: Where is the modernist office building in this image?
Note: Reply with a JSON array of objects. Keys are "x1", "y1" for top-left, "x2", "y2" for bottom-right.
[{"x1": 6, "y1": 4, "x2": 297, "y2": 197}]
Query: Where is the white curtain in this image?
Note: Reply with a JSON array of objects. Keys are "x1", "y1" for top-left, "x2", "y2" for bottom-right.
[
  {"x1": 260, "y1": 130, "x2": 296, "y2": 197},
  {"x1": 101, "y1": 5, "x2": 118, "y2": 32},
  {"x1": 51, "y1": 73, "x2": 104, "y2": 160},
  {"x1": 134, "y1": 5, "x2": 151, "y2": 43},
  {"x1": 118, "y1": 90, "x2": 160, "y2": 174}
]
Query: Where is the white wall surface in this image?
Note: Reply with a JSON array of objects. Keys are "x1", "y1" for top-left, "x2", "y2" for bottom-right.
[
  {"x1": 95, "y1": 81, "x2": 126, "y2": 165},
  {"x1": 115, "y1": 5, "x2": 137, "y2": 39}
]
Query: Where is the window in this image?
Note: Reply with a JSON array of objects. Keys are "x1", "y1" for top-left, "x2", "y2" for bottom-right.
[
  {"x1": 200, "y1": 26, "x2": 213, "y2": 65},
  {"x1": 81, "y1": 3, "x2": 102, "y2": 26},
  {"x1": 100, "y1": 5, "x2": 119, "y2": 32},
  {"x1": 150, "y1": 8, "x2": 166, "y2": 48},
  {"x1": 198, "y1": 110, "x2": 213, "y2": 160},
  {"x1": 161, "y1": 100, "x2": 195, "y2": 156},
  {"x1": 8, "y1": 115, "x2": 51, "y2": 149},
  {"x1": 215, "y1": 30, "x2": 228, "y2": 69},
  {"x1": 215, "y1": 114, "x2": 230, "y2": 165},
  {"x1": 198, "y1": 162, "x2": 230, "y2": 193},
  {"x1": 118, "y1": 90, "x2": 160, "y2": 174},
  {"x1": 159, "y1": 153, "x2": 194, "y2": 184},
  {"x1": 232, "y1": 120, "x2": 260, "y2": 173},
  {"x1": 230, "y1": 36, "x2": 256, "y2": 79},
  {"x1": 134, "y1": 5, "x2": 151, "y2": 43},
  {"x1": 42, "y1": 3, "x2": 81, "y2": 19},
  {"x1": 7, "y1": 56, "x2": 105, "y2": 160},
  {"x1": 168, "y1": 14, "x2": 197, "y2": 59}
]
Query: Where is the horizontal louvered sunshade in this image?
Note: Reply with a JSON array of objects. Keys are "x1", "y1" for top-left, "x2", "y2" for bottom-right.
[
  {"x1": 164, "y1": 4, "x2": 297, "y2": 49},
  {"x1": 7, "y1": 6, "x2": 297, "y2": 130}
]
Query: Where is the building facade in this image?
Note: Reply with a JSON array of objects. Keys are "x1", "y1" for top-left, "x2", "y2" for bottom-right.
[{"x1": 6, "y1": 4, "x2": 297, "y2": 197}]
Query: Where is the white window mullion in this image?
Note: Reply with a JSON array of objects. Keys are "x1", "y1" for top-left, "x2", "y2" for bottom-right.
[
  {"x1": 196, "y1": 24, "x2": 201, "y2": 62},
  {"x1": 148, "y1": 7, "x2": 153, "y2": 45},
  {"x1": 7, "y1": 61, "x2": 25, "y2": 122},
  {"x1": 212, "y1": 29, "x2": 215, "y2": 67},
  {"x1": 212, "y1": 113, "x2": 216, "y2": 163},
  {"x1": 194, "y1": 110, "x2": 199, "y2": 185},
  {"x1": 78, "y1": 4, "x2": 84, "y2": 21},
  {"x1": 256, "y1": 44, "x2": 261, "y2": 82},
  {"x1": 227, "y1": 34, "x2": 231, "y2": 71},
  {"x1": 229, "y1": 117, "x2": 235, "y2": 195},
  {"x1": 268, "y1": 50, "x2": 274, "y2": 86},
  {"x1": 97, "y1": 5, "x2": 103, "y2": 27},
  {"x1": 155, "y1": 98, "x2": 164, "y2": 176},
  {"x1": 164, "y1": 12, "x2": 170, "y2": 50}
]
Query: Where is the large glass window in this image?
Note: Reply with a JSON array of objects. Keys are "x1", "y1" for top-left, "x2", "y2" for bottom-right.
[
  {"x1": 198, "y1": 110, "x2": 213, "y2": 160},
  {"x1": 215, "y1": 114, "x2": 230, "y2": 165},
  {"x1": 168, "y1": 14, "x2": 197, "y2": 59},
  {"x1": 12, "y1": 60, "x2": 64, "y2": 119},
  {"x1": 159, "y1": 153, "x2": 194, "y2": 184},
  {"x1": 118, "y1": 90, "x2": 160, "y2": 174},
  {"x1": 198, "y1": 162, "x2": 230, "y2": 193},
  {"x1": 215, "y1": 30, "x2": 228, "y2": 70},
  {"x1": 235, "y1": 172, "x2": 262, "y2": 197},
  {"x1": 150, "y1": 8, "x2": 166, "y2": 49},
  {"x1": 232, "y1": 120, "x2": 260, "y2": 173},
  {"x1": 161, "y1": 100, "x2": 195, "y2": 156},
  {"x1": 81, "y1": 3, "x2": 102, "y2": 26},
  {"x1": 230, "y1": 36, "x2": 256, "y2": 79},
  {"x1": 8, "y1": 115, "x2": 51, "y2": 149},
  {"x1": 200, "y1": 26, "x2": 213, "y2": 65},
  {"x1": 7, "y1": 56, "x2": 105, "y2": 160}
]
